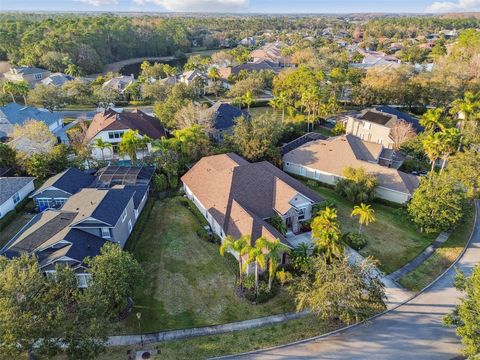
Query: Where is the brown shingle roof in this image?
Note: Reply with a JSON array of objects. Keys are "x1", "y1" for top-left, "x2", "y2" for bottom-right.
[
  {"x1": 283, "y1": 135, "x2": 419, "y2": 194},
  {"x1": 85, "y1": 108, "x2": 168, "y2": 142},
  {"x1": 181, "y1": 153, "x2": 323, "y2": 246}
]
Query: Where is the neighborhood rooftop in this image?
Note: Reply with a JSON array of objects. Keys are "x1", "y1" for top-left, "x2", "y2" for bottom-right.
[{"x1": 0, "y1": 177, "x2": 35, "y2": 204}]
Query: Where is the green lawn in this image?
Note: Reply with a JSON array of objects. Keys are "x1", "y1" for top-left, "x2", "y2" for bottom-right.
[
  {"x1": 121, "y1": 196, "x2": 294, "y2": 334},
  {"x1": 399, "y1": 201, "x2": 476, "y2": 291},
  {"x1": 248, "y1": 105, "x2": 283, "y2": 121},
  {"x1": 303, "y1": 182, "x2": 436, "y2": 274},
  {"x1": 0, "y1": 203, "x2": 36, "y2": 248},
  {"x1": 96, "y1": 315, "x2": 340, "y2": 360}
]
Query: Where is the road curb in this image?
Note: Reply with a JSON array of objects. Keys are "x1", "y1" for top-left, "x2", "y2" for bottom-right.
[{"x1": 212, "y1": 200, "x2": 479, "y2": 359}]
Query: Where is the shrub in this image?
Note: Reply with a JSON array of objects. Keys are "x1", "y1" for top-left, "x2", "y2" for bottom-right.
[
  {"x1": 276, "y1": 269, "x2": 293, "y2": 288},
  {"x1": 342, "y1": 232, "x2": 368, "y2": 251},
  {"x1": 153, "y1": 173, "x2": 168, "y2": 192},
  {"x1": 336, "y1": 167, "x2": 377, "y2": 204},
  {"x1": 266, "y1": 214, "x2": 287, "y2": 235},
  {"x1": 332, "y1": 122, "x2": 346, "y2": 135}
]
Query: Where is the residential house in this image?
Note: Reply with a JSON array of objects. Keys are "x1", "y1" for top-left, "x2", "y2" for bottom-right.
[
  {"x1": 179, "y1": 69, "x2": 207, "y2": 87},
  {"x1": 0, "y1": 177, "x2": 35, "y2": 219},
  {"x1": 250, "y1": 42, "x2": 292, "y2": 67},
  {"x1": 84, "y1": 108, "x2": 168, "y2": 162},
  {"x1": 181, "y1": 153, "x2": 324, "y2": 254},
  {"x1": 350, "y1": 49, "x2": 401, "y2": 70},
  {"x1": 103, "y1": 75, "x2": 136, "y2": 95},
  {"x1": 283, "y1": 134, "x2": 420, "y2": 204},
  {"x1": 345, "y1": 106, "x2": 423, "y2": 149},
  {"x1": 202, "y1": 102, "x2": 249, "y2": 141},
  {"x1": 0, "y1": 102, "x2": 64, "y2": 140},
  {"x1": 4, "y1": 67, "x2": 51, "y2": 87},
  {"x1": 2, "y1": 185, "x2": 149, "y2": 287},
  {"x1": 240, "y1": 37, "x2": 256, "y2": 47},
  {"x1": 30, "y1": 168, "x2": 95, "y2": 211},
  {"x1": 41, "y1": 72, "x2": 75, "y2": 87}
]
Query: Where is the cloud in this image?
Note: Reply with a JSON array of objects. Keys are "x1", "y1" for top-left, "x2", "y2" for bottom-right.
[
  {"x1": 426, "y1": 0, "x2": 480, "y2": 12},
  {"x1": 77, "y1": 0, "x2": 118, "y2": 5},
  {"x1": 133, "y1": 0, "x2": 249, "y2": 12}
]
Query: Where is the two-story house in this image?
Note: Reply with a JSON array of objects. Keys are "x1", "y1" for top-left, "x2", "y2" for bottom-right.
[
  {"x1": 345, "y1": 106, "x2": 423, "y2": 149},
  {"x1": 0, "y1": 177, "x2": 35, "y2": 219},
  {"x1": 4, "y1": 66, "x2": 51, "y2": 87},
  {"x1": 85, "y1": 109, "x2": 168, "y2": 162},
  {"x1": 2, "y1": 186, "x2": 148, "y2": 287}
]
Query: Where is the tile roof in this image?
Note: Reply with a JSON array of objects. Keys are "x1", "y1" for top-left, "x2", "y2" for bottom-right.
[
  {"x1": 0, "y1": 177, "x2": 34, "y2": 204},
  {"x1": 181, "y1": 153, "x2": 323, "y2": 246},
  {"x1": 32, "y1": 168, "x2": 95, "y2": 196},
  {"x1": 85, "y1": 108, "x2": 168, "y2": 142},
  {"x1": 283, "y1": 135, "x2": 419, "y2": 195}
]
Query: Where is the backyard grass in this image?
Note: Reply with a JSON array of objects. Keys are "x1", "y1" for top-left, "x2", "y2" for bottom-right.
[
  {"x1": 303, "y1": 181, "x2": 436, "y2": 274},
  {"x1": 399, "y1": 201, "x2": 476, "y2": 291},
  {"x1": 121, "y1": 196, "x2": 294, "y2": 334},
  {"x1": 96, "y1": 315, "x2": 341, "y2": 360}
]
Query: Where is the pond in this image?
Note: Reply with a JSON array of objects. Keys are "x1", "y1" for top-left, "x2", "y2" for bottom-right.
[{"x1": 120, "y1": 58, "x2": 187, "y2": 77}]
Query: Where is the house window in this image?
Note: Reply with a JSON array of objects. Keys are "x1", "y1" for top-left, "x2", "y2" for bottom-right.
[
  {"x1": 121, "y1": 209, "x2": 127, "y2": 222},
  {"x1": 36, "y1": 198, "x2": 51, "y2": 210},
  {"x1": 12, "y1": 192, "x2": 20, "y2": 204},
  {"x1": 363, "y1": 122, "x2": 371, "y2": 129},
  {"x1": 34, "y1": 73, "x2": 42, "y2": 80},
  {"x1": 108, "y1": 131, "x2": 124, "y2": 139},
  {"x1": 134, "y1": 209, "x2": 139, "y2": 219},
  {"x1": 54, "y1": 198, "x2": 67, "y2": 207},
  {"x1": 76, "y1": 274, "x2": 92, "y2": 288},
  {"x1": 128, "y1": 219, "x2": 133, "y2": 233},
  {"x1": 298, "y1": 208, "x2": 305, "y2": 220},
  {"x1": 100, "y1": 227, "x2": 111, "y2": 239}
]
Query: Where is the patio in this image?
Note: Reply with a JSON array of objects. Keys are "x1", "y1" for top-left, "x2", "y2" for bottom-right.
[{"x1": 286, "y1": 231, "x2": 313, "y2": 248}]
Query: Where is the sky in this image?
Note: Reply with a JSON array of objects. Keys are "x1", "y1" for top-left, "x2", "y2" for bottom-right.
[{"x1": 1, "y1": 0, "x2": 480, "y2": 13}]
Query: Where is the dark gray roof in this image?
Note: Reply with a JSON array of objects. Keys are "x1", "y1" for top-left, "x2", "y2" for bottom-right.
[
  {"x1": 0, "y1": 177, "x2": 34, "y2": 204},
  {"x1": 0, "y1": 102, "x2": 62, "y2": 129},
  {"x1": 11, "y1": 66, "x2": 49, "y2": 75},
  {"x1": 124, "y1": 185, "x2": 148, "y2": 209},
  {"x1": 38, "y1": 229, "x2": 107, "y2": 267},
  {"x1": 33, "y1": 168, "x2": 95, "y2": 196},
  {"x1": 91, "y1": 188, "x2": 135, "y2": 225},
  {"x1": 206, "y1": 102, "x2": 249, "y2": 130},
  {"x1": 374, "y1": 106, "x2": 424, "y2": 132},
  {"x1": 360, "y1": 111, "x2": 392, "y2": 125}
]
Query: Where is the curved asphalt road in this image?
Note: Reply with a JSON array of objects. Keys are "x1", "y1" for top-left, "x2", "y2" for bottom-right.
[{"x1": 230, "y1": 200, "x2": 480, "y2": 360}]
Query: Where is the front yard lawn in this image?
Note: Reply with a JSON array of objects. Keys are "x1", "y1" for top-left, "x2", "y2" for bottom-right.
[
  {"x1": 121, "y1": 196, "x2": 294, "y2": 334},
  {"x1": 304, "y1": 182, "x2": 436, "y2": 274},
  {"x1": 399, "y1": 201, "x2": 476, "y2": 291}
]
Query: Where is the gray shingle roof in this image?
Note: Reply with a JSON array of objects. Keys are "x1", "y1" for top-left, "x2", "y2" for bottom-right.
[
  {"x1": 0, "y1": 102, "x2": 62, "y2": 133},
  {"x1": 0, "y1": 177, "x2": 34, "y2": 204},
  {"x1": 32, "y1": 168, "x2": 95, "y2": 197}
]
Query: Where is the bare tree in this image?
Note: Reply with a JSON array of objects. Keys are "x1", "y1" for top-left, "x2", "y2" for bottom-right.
[
  {"x1": 390, "y1": 120, "x2": 415, "y2": 150},
  {"x1": 174, "y1": 101, "x2": 214, "y2": 134}
]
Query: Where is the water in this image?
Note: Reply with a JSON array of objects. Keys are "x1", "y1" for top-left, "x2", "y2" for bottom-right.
[{"x1": 120, "y1": 58, "x2": 187, "y2": 77}]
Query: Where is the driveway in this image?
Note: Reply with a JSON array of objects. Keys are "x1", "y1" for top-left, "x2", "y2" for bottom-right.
[{"x1": 229, "y1": 200, "x2": 480, "y2": 360}]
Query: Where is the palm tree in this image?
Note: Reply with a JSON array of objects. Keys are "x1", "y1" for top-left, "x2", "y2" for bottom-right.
[
  {"x1": 65, "y1": 63, "x2": 82, "y2": 77},
  {"x1": 256, "y1": 237, "x2": 290, "y2": 291},
  {"x1": 138, "y1": 135, "x2": 152, "y2": 163},
  {"x1": 423, "y1": 132, "x2": 443, "y2": 175},
  {"x1": 244, "y1": 240, "x2": 267, "y2": 297},
  {"x1": 16, "y1": 81, "x2": 29, "y2": 105},
  {"x1": 208, "y1": 67, "x2": 220, "y2": 82},
  {"x1": 269, "y1": 92, "x2": 288, "y2": 122},
  {"x1": 219, "y1": 235, "x2": 251, "y2": 290},
  {"x1": 2, "y1": 80, "x2": 18, "y2": 103},
  {"x1": 420, "y1": 108, "x2": 446, "y2": 133},
  {"x1": 439, "y1": 128, "x2": 461, "y2": 172},
  {"x1": 93, "y1": 138, "x2": 112, "y2": 163},
  {"x1": 449, "y1": 91, "x2": 480, "y2": 131},
  {"x1": 242, "y1": 90, "x2": 254, "y2": 112},
  {"x1": 311, "y1": 207, "x2": 343, "y2": 262},
  {"x1": 351, "y1": 203, "x2": 376, "y2": 234},
  {"x1": 118, "y1": 130, "x2": 141, "y2": 166}
]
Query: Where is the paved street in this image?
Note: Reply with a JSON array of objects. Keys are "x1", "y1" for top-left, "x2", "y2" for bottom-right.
[{"x1": 230, "y1": 200, "x2": 480, "y2": 360}]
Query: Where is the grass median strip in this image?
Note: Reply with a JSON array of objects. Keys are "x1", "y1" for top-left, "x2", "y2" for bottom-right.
[{"x1": 398, "y1": 201, "x2": 476, "y2": 292}]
